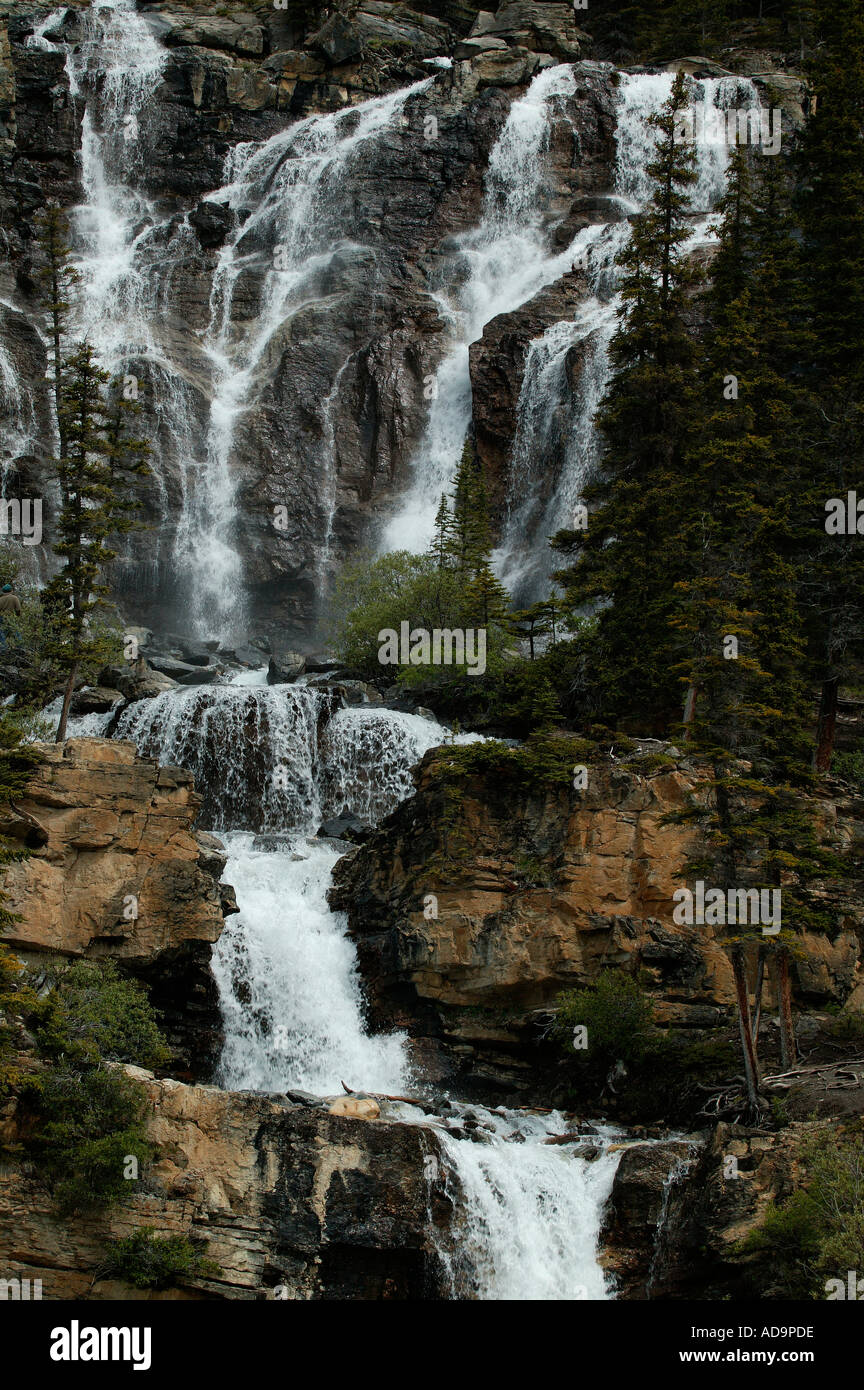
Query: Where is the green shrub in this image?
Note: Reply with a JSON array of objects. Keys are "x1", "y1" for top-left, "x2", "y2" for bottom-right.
[
  {"x1": 744, "y1": 1123, "x2": 864, "y2": 1298},
  {"x1": 553, "y1": 971, "x2": 656, "y2": 1076},
  {"x1": 16, "y1": 960, "x2": 168, "y2": 1212},
  {"x1": 96, "y1": 1228, "x2": 217, "y2": 1290},
  {"x1": 36, "y1": 960, "x2": 171, "y2": 1070},
  {"x1": 28, "y1": 1064, "x2": 151, "y2": 1214},
  {"x1": 831, "y1": 749, "x2": 864, "y2": 792},
  {"x1": 431, "y1": 732, "x2": 598, "y2": 792},
  {"x1": 824, "y1": 1011, "x2": 864, "y2": 1042}
]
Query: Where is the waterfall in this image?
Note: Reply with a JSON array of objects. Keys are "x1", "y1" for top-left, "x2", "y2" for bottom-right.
[
  {"x1": 109, "y1": 674, "x2": 625, "y2": 1297},
  {"x1": 495, "y1": 72, "x2": 762, "y2": 602},
  {"x1": 213, "y1": 834, "x2": 409, "y2": 1096},
  {"x1": 178, "y1": 76, "x2": 435, "y2": 637},
  {"x1": 433, "y1": 1110, "x2": 623, "y2": 1300},
  {"x1": 383, "y1": 63, "x2": 590, "y2": 552},
  {"x1": 37, "y1": 0, "x2": 436, "y2": 637}
]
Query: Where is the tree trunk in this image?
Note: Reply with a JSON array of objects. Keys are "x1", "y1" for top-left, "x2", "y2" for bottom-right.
[
  {"x1": 731, "y1": 945, "x2": 761, "y2": 1111},
  {"x1": 814, "y1": 675, "x2": 840, "y2": 772},
  {"x1": 55, "y1": 662, "x2": 78, "y2": 742},
  {"x1": 682, "y1": 683, "x2": 698, "y2": 737},
  {"x1": 772, "y1": 949, "x2": 797, "y2": 1069},
  {"x1": 752, "y1": 946, "x2": 766, "y2": 1046}
]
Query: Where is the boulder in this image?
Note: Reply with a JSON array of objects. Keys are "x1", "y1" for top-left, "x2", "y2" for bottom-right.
[
  {"x1": 69, "y1": 686, "x2": 124, "y2": 715},
  {"x1": 317, "y1": 811, "x2": 372, "y2": 842},
  {"x1": 267, "y1": 649, "x2": 306, "y2": 684},
  {"x1": 189, "y1": 199, "x2": 233, "y2": 249},
  {"x1": 145, "y1": 654, "x2": 223, "y2": 685},
  {"x1": 328, "y1": 1095, "x2": 381, "y2": 1121}
]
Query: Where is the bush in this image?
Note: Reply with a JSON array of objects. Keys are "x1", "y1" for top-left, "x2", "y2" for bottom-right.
[
  {"x1": 28, "y1": 1064, "x2": 151, "y2": 1214},
  {"x1": 36, "y1": 960, "x2": 171, "y2": 1071},
  {"x1": 16, "y1": 959, "x2": 169, "y2": 1211},
  {"x1": 96, "y1": 1228, "x2": 217, "y2": 1290},
  {"x1": 325, "y1": 549, "x2": 511, "y2": 686},
  {"x1": 744, "y1": 1123, "x2": 864, "y2": 1298},
  {"x1": 553, "y1": 971, "x2": 656, "y2": 1076},
  {"x1": 831, "y1": 749, "x2": 864, "y2": 792},
  {"x1": 431, "y1": 732, "x2": 598, "y2": 792}
]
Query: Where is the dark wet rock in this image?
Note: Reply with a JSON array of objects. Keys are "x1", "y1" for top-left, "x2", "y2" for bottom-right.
[
  {"x1": 267, "y1": 648, "x2": 306, "y2": 683},
  {"x1": 317, "y1": 810, "x2": 373, "y2": 842},
  {"x1": 69, "y1": 685, "x2": 124, "y2": 715},
  {"x1": 146, "y1": 653, "x2": 223, "y2": 684}
]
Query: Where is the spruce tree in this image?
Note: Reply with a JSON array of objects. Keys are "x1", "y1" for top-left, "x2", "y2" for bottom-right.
[
  {"x1": 44, "y1": 344, "x2": 149, "y2": 741},
  {"x1": 553, "y1": 72, "x2": 701, "y2": 725},
  {"x1": 795, "y1": 0, "x2": 864, "y2": 769},
  {"x1": 37, "y1": 205, "x2": 151, "y2": 741}
]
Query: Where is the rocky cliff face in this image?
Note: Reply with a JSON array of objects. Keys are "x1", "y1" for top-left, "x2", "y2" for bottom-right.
[
  {"x1": 330, "y1": 751, "x2": 864, "y2": 1095},
  {"x1": 0, "y1": 1, "x2": 621, "y2": 642},
  {"x1": 0, "y1": 1066, "x2": 449, "y2": 1299},
  {"x1": 0, "y1": 737, "x2": 235, "y2": 1075}
]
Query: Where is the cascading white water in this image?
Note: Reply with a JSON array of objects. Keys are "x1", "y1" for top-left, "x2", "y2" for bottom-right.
[
  {"x1": 32, "y1": 2, "x2": 436, "y2": 634},
  {"x1": 179, "y1": 76, "x2": 435, "y2": 636},
  {"x1": 28, "y1": 26, "x2": 707, "y2": 1293},
  {"x1": 432, "y1": 1109, "x2": 623, "y2": 1300},
  {"x1": 213, "y1": 834, "x2": 409, "y2": 1096},
  {"x1": 383, "y1": 63, "x2": 590, "y2": 551},
  {"x1": 113, "y1": 684, "x2": 460, "y2": 1093},
  {"x1": 113, "y1": 675, "x2": 625, "y2": 1297},
  {"x1": 495, "y1": 72, "x2": 762, "y2": 602},
  {"x1": 115, "y1": 684, "x2": 326, "y2": 831},
  {"x1": 320, "y1": 705, "x2": 481, "y2": 824}
]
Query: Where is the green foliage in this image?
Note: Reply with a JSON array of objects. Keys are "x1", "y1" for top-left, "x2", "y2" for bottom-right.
[
  {"x1": 0, "y1": 710, "x2": 42, "y2": 933},
  {"x1": 27, "y1": 1064, "x2": 151, "y2": 1215},
  {"x1": 14, "y1": 959, "x2": 169, "y2": 1211},
  {"x1": 36, "y1": 206, "x2": 149, "y2": 740},
  {"x1": 430, "y1": 732, "x2": 597, "y2": 792},
  {"x1": 553, "y1": 972, "x2": 656, "y2": 1074},
  {"x1": 0, "y1": 943, "x2": 43, "y2": 1098},
  {"x1": 96, "y1": 1228, "x2": 217, "y2": 1290},
  {"x1": 553, "y1": 73, "x2": 701, "y2": 725},
  {"x1": 832, "y1": 750, "x2": 864, "y2": 792},
  {"x1": 745, "y1": 1123, "x2": 864, "y2": 1298},
  {"x1": 36, "y1": 960, "x2": 171, "y2": 1071}
]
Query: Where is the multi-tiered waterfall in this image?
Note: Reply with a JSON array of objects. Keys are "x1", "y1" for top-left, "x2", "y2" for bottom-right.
[
  {"x1": 114, "y1": 677, "x2": 626, "y2": 1300},
  {"x1": 9, "y1": 0, "x2": 760, "y2": 1300}
]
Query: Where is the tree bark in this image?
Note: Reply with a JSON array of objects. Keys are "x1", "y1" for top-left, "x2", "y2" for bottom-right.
[
  {"x1": 682, "y1": 683, "x2": 698, "y2": 737},
  {"x1": 731, "y1": 945, "x2": 761, "y2": 1111},
  {"x1": 772, "y1": 948, "x2": 797, "y2": 1069},
  {"x1": 752, "y1": 945, "x2": 766, "y2": 1046},
  {"x1": 814, "y1": 675, "x2": 840, "y2": 773},
  {"x1": 55, "y1": 661, "x2": 78, "y2": 743}
]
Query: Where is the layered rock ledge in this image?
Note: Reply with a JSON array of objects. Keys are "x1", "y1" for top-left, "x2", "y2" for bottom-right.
[
  {"x1": 0, "y1": 737, "x2": 235, "y2": 1075},
  {"x1": 0, "y1": 1068, "x2": 448, "y2": 1300}
]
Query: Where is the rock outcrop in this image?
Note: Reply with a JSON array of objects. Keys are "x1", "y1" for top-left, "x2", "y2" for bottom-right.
[
  {"x1": 0, "y1": 737, "x2": 235, "y2": 1076},
  {"x1": 330, "y1": 751, "x2": 864, "y2": 1093},
  {"x1": 0, "y1": 1068, "x2": 449, "y2": 1299},
  {"x1": 602, "y1": 1118, "x2": 850, "y2": 1300}
]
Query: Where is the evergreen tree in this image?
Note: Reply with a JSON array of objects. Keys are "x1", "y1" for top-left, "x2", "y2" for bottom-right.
[
  {"x1": 795, "y1": 0, "x2": 864, "y2": 769},
  {"x1": 553, "y1": 72, "x2": 701, "y2": 725},
  {"x1": 0, "y1": 712, "x2": 41, "y2": 931},
  {"x1": 670, "y1": 146, "x2": 834, "y2": 1096},
  {"x1": 36, "y1": 205, "x2": 150, "y2": 741},
  {"x1": 43, "y1": 344, "x2": 149, "y2": 741}
]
